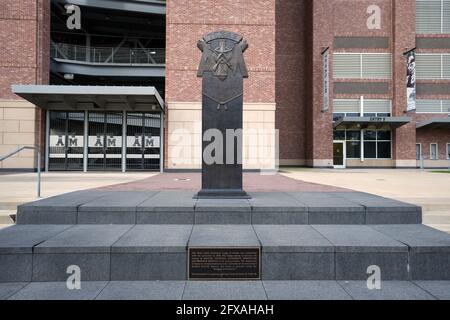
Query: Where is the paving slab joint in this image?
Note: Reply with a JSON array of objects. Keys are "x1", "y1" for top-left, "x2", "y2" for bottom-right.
[
  {"x1": 93, "y1": 281, "x2": 110, "y2": 300},
  {"x1": 335, "y1": 280, "x2": 355, "y2": 300},
  {"x1": 411, "y1": 281, "x2": 440, "y2": 300}
]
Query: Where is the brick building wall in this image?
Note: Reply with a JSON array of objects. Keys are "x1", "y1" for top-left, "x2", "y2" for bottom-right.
[
  {"x1": 0, "y1": 0, "x2": 49, "y2": 169},
  {"x1": 165, "y1": 0, "x2": 276, "y2": 169},
  {"x1": 307, "y1": 0, "x2": 433, "y2": 168},
  {"x1": 275, "y1": 0, "x2": 308, "y2": 165},
  {"x1": 0, "y1": 0, "x2": 448, "y2": 170},
  {"x1": 392, "y1": 0, "x2": 417, "y2": 167}
]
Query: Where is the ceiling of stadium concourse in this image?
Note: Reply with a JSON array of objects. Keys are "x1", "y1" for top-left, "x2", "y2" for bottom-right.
[{"x1": 50, "y1": 1, "x2": 166, "y2": 48}]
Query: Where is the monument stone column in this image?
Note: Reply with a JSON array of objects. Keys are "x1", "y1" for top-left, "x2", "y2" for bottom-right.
[{"x1": 195, "y1": 31, "x2": 250, "y2": 199}]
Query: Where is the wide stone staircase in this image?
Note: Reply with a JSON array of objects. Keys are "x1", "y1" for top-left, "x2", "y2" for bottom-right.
[{"x1": 0, "y1": 189, "x2": 449, "y2": 286}]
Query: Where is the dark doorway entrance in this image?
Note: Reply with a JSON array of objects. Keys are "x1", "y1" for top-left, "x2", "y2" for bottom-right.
[
  {"x1": 333, "y1": 141, "x2": 346, "y2": 168},
  {"x1": 126, "y1": 112, "x2": 161, "y2": 170},
  {"x1": 48, "y1": 111, "x2": 84, "y2": 170},
  {"x1": 87, "y1": 112, "x2": 123, "y2": 171}
]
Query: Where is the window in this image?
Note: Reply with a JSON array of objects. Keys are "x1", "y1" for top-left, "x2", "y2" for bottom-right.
[
  {"x1": 416, "y1": 144, "x2": 422, "y2": 160},
  {"x1": 333, "y1": 53, "x2": 392, "y2": 79},
  {"x1": 416, "y1": 100, "x2": 450, "y2": 113},
  {"x1": 430, "y1": 143, "x2": 439, "y2": 160},
  {"x1": 376, "y1": 131, "x2": 392, "y2": 159},
  {"x1": 416, "y1": 54, "x2": 450, "y2": 79},
  {"x1": 447, "y1": 143, "x2": 450, "y2": 160},
  {"x1": 333, "y1": 129, "x2": 392, "y2": 159},
  {"x1": 333, "y1": 130, "x2": 345, "y2": 141},
  {"x1": 416, "y1": 0, "x2": 450, "y2": 34},
  {"x1": 347, "y1": 141, "x2": 361, "y2": 159},
  {"x1": 346, "y1": 130, "x2": 361, "y2": 159}
]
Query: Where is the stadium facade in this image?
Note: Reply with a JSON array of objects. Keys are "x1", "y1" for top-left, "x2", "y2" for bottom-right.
[{"x1": 0, "y1": 0, "x2": 449, "y2": 171}]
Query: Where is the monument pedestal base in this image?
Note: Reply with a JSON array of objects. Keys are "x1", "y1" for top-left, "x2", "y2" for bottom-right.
[{"x1": 195, "y1": 189, "x2": 251, "y2": 199}]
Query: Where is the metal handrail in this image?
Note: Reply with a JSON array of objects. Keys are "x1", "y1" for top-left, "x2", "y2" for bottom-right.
[
  {"x1": 0, "y1": 146, "x2": 41, "y2": 198},
  {"x1": 51, "y1": 42, "x2": 165, "y2": 65}
]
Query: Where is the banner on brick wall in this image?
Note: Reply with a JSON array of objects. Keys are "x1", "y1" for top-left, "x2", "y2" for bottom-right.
[
  {"x1": 322, "y1": 47, "x2": 330, "y2": 112},
  {"x1": 406, "y1": 50, "x2": 416, "y2": 112}
]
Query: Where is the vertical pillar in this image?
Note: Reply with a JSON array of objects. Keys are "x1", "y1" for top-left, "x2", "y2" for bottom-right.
[
  {"x1": 45, "y1": 110, "x2": 50, "y2": 172},
  {"x1": 307, "y1": 0, "x2": 334, "y2": 167},
  {"x1": 122, "y1": 111, "x2": 127, "y2": 173},
  {"x1": 392, "y1": 0, "x2": 416, "y2": 167},
  {"x1": 83, "y1": 111, "x2": 88, "y2": 172},
  {"x1": 160, "y1": 111, "x2": 164, "y2": 173},
  {"x1": 86, "y1": 34, "x2": 91, "y2": 62},
  {"x1": 360, "y1": 96, "x2": 364, "y2": 162}
]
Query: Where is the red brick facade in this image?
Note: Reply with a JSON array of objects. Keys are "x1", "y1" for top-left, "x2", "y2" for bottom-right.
[
  {"x1": 0, "y1": 0, "x2": 449, "y2": 169},
  {"x1": 166, "y1": 0, "x2": 276, "y2": 103},
  {"x1": 0, "y1": 0, "x2": 49, "y2": 99},
  {"x1": 274, "y1": 0, "x2": 450, "y2": 167},
  {"x1": 0, "y1": 0, "x2": 50, "y2": 167}
]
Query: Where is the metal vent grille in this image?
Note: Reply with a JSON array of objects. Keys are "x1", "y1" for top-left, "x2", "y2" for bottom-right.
[
  {"x1": 333, "y1": 99, "x2": 391, "y2": 113},
  {"x1": 444, "y1": 55, "x2": 450, "y2": 78},
  {"x1": 417, "y1": 99, "x2": 450, "y2": 113},
  {"x1": 443, "y1": 100, "x2": 450, "y2": 112},
  {"x1": 333, "y1": 53, "x2": 391, "y2": 79},
  {"x1": 363, "y1": 100, "x2": 392, "y2": 113},
  {"x1": 333, "y1": 99, "x2": 360, "y2": 113},
  {"x1": 333, "y1": 54, "x2": 361, "y2": 78},
  {"x1": 416, "y1": 0, "x2": 443, "y2": 34},
  {"x1": 416, "y1": 54, "x2": 450, "y2": 79},
  {"x1": 445, "y1": 0, "x2": 450, "y2": 32},
  {"x1": 361, "y1": 54, "x2": 392, "y2": 78}
]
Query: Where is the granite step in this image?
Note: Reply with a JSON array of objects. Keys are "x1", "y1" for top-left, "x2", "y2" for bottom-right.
[
  {"x1": 1, "y1": 224, "x2": 450, "y2": 282},
  {"x1": 16, "y1": 191, "x2": 422, "y2": 225},
  {"x1": 4, "y1": 280, "x2": 450, "y2": 300}
]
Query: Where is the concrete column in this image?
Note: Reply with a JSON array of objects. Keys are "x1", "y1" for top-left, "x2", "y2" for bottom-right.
[
  {"x1": 86, "y1": 34, "x2": 91, "y2": 62},
  {"x1": 360, "y1": 96, "x2": 364, "y2": 163},
  {"x1": 160, "y1": 112, "x2": 164, "y2": 173},
  {"x1": 83, "y1": 111, "x2": 88, "y2": 172},
  {"x1": 45, "y1": 110, "x2": 50, "y2": 172},
  {"x1": 122, "y1": 111, "x2": 127, "y2": 173}
]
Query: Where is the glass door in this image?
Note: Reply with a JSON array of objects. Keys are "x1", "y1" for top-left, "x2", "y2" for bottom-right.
[
  {"x1": 126, "y1": 112, "x2": 161, "y2": 170},
  {"x1": 87, "y1": 112, "x2": 123, "y2": 170},
  {"x1": 333, "y1": 141, "x2": 346, "y2": 169},
  {"x1": 48, "y1": 111, "x2": 84, "y2": 170}
]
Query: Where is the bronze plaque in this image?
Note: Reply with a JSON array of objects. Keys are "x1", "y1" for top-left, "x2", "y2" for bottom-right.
[{"x1": 188, "y1": 247, "x2": 260, "y2": 280}]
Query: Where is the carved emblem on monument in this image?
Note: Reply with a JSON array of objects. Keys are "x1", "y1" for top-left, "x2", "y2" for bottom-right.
[{"x1": 197, "y1": 31, "x2": 248, "y2": 81}]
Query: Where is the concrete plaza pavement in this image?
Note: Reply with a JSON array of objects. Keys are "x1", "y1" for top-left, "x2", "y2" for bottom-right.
[
  {"x1": 282, "y1": 168, "x2": 450, "y2": 233},
  {"x1": 2, "y1": 280, "x2": 450, "y2": 300},
  {"x1": 0, "y1": 172, "x2": 156, "y2": 226},
  {"x1": 1, "y1": 169, "x2": 450, "y2": 233}
]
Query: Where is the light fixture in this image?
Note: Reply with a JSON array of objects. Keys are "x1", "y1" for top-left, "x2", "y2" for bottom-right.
[{"x1": 64, "y1": 74, "x2": 74, "y2": 80}]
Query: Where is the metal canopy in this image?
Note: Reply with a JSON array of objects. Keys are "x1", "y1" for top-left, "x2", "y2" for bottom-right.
[
  {"x1": 334, "y1": 116, "x2": 411, "y2": 130},
  {"x1": 11, "y1": 85, "x2": 164, "y2": 112},
  {"x1": 416, "y1": 118, "x2": 450, "y2": 129}
]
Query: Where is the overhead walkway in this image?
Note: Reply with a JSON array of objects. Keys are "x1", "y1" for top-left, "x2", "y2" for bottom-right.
[{"x1": 51, "y1": 43, "x2": 165, "y2": 78}]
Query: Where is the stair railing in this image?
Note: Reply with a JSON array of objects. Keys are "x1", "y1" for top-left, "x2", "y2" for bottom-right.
[{"x1": 0, "y1": 146, "x2": 41, "y2": 198}]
